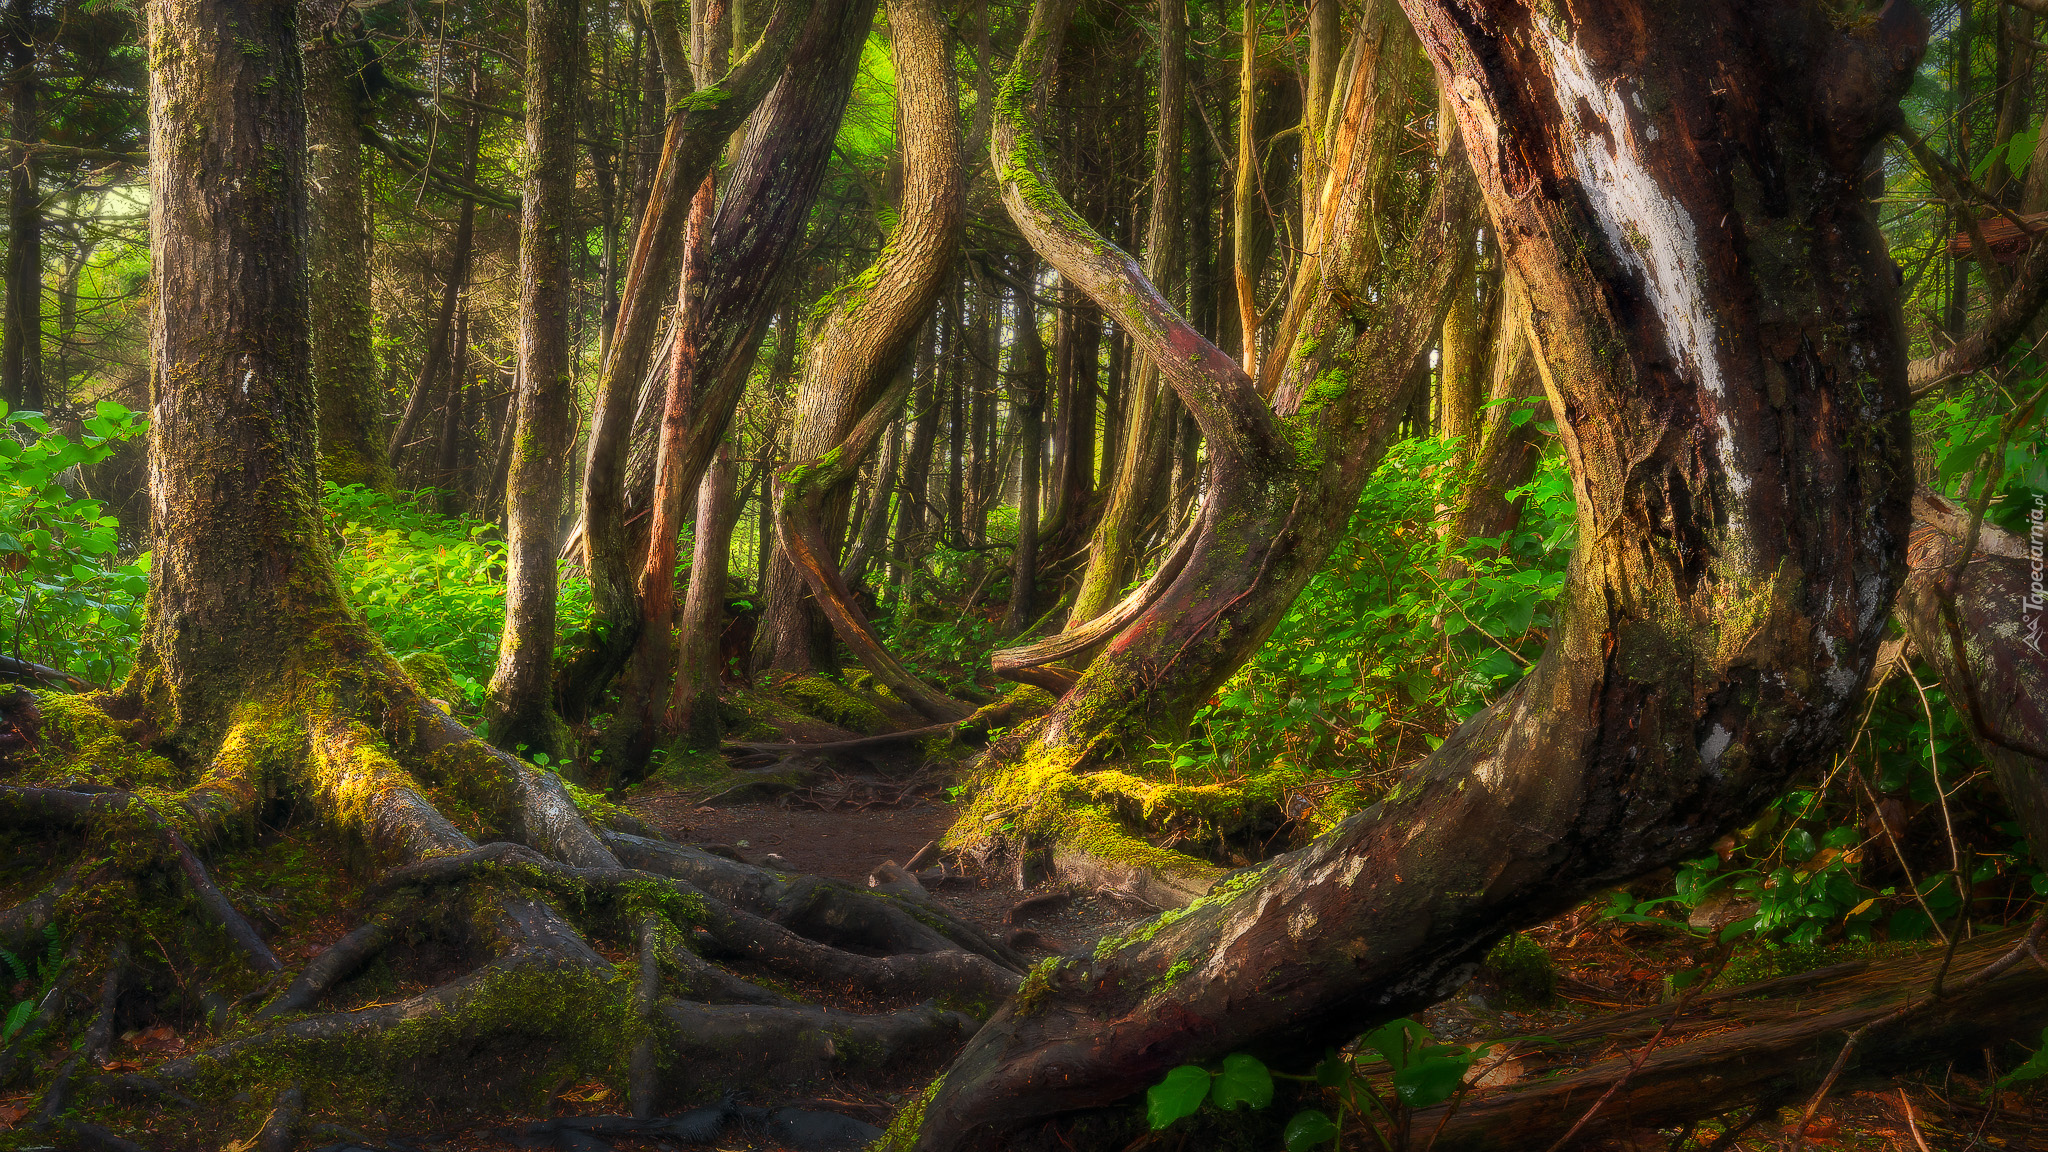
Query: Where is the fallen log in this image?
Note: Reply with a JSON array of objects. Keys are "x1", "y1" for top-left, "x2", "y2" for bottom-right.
[{"x1": 1415, "y1": 926, "x2": 2048, "y2": 1149}]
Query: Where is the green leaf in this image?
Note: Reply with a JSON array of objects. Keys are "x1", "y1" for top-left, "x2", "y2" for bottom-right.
[
  {"x1": 1283, "y1": 1109, "x2": 1339, "y2": 1152},
  {"x1": 1996, "y1": 1028, "x2": 2048, "y2": 1089},
  {"x1": 1209, "y1": 1052, "x2": 1272, "y2": 1111},
  {"x1": 1391, "y1": 1054, "x2": 1471, "y2": 1108},
  {"x1": 1313, "y1": 1052, "x2": 1350, "y2": 1088},
  {"x1": 1146, "y1": 1066, "x2": 1210, "y2": 1129}
]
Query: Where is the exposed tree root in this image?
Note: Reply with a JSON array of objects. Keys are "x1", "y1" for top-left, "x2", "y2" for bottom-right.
[{"x1": 0, "y1": 663, "x2": 1032, "y2": 1143}]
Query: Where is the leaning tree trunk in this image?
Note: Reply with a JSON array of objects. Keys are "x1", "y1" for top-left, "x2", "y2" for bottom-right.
[
  {"x1": 610, "y1": 0, "x2": 876, "y2": 774},
  {"x1": 577, "y1": 0, "x2": 804, "y2": 674},
  {"x1": 303, "y1": 0, "x2": 393, "y2": 492},
  {"x1": 898, "y1": 2, "x2": 1925, "y2": 1148},
  {"x1": 484, "y1": 0, "x2": 582, "y2": 759}
]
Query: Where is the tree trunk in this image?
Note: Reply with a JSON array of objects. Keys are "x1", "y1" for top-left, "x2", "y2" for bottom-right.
[
  {"x1": 899, "y1": 3, "x2": 1925, "y2": 1147},
  {"x1": 1445, "y1": 271, "x2": 1547, "y2": 560},
  {"x1": 385, "y1": 126, "x2": 478, "y2": 468},
  {"x1": 669, "y1": 440, "x2": 738, "y2": 748},
  {"x1": 612, "y1": 0, "x2": 875, "y2": 772},
  {"x1": 3, "y1": 0, "x2": 43, "y2": 413},
  {"x1": 1897, "y1": 490, "x2": 2048, "y2": 863},
  {"x1": 303, "y1": 0, "x2": 392, "y2": 491},
  {"x1": 1005, "y1": 263, "x2": 1046, "y2": 637},
  {"x1": 763, "y1": 0, "x2": 967, "y2": 718},
  {"x1": 484, "y1": 0, "x2": 582, "y2": 758},
  {"x1": 888, "y1": 334, "x2": 943, "y2": 609},
  {"x1": 435, "y1": 308, "x2": 470, "y2": 515},
  {"x1": 1065, "y1": 0, "x2": 1183, "y2": 630},
  {"x1": 578, "y1": 0, "x2": 804, "y2": 672},
  {"x1": 841, "y1": 412, "x2": 903, "y2": 591}
]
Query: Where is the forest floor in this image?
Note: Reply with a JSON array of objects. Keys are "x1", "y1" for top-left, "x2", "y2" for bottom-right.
[{"x1": 6, "y1": 692, "x2": 2045, "y2": 1152}]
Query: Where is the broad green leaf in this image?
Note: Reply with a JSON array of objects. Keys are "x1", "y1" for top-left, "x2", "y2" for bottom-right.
[
  {"x1": 1391, "y1": 1054, "x2": 1470, "y2": 1108},
  {"x1": 1283, "y1": 1110, "x2": 1339, "y2": 1152},
  {"x1": 1146, "y1": 1065, "x2": 1210, "y2": 1129},
  {"x1": 1209, "y1": 1052, "x2": 1272, "y2": 1111}
]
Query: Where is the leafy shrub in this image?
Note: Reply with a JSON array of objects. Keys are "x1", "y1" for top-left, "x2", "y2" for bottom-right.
[
  {"x1": 323, "y1": 484, "x2": 595, "y2": 712},
  {"x1": 0, "y1": 401, "x2": 150, "y2": 686}
]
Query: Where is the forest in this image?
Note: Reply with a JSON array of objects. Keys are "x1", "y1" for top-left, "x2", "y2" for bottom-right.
[{"x1": 2, "y1": 0, "x2": 2047, "y2": 1148}]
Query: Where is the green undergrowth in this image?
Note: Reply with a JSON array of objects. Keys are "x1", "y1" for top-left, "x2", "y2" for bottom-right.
[
  {"x1": 767, "y1": 673, "x2": 891, "y2": 735},
  {"x1": 322, "y1": 484, "x2": 602, "y2": 714}
]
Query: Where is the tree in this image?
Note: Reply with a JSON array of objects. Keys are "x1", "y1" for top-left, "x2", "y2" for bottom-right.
[
  {"x1": 484, "y1": 0, "x2": 582, "y2": 757},
  {"x1": 3, "y1": 0, "x2": 43, "y2": 412},
  {"x1": 0, "y1": 1, "x2": 1036, "y2": 1145},
  {"x1": 302, "y1": 0, "x2": 394, "y2": 491},
  {"x1": 895, "y1": 0, "x2": 1926, "y2": 1146}
]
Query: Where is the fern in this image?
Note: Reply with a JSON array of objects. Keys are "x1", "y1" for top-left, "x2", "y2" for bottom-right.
[
  {"x1": 0, "y1": 948, "x2": 25, "y2": 985},
  {"x1": 1, "y1": 998, "x2": 31, "y2": 1043}
]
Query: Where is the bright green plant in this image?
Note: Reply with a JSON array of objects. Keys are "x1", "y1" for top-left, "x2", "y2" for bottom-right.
[
  {"x1": 0, "y1": 400, "x2": 150, "y2": 686},
  {"x1": 1, "y1": 927, "x2": 65, "y2": 1044},
  {"x1": 323, "y1": 483, "x2": 598, "y2": 711},
  {"x1": 1144, "y1": 1020, "x2": 1493, "y2": 1152}
]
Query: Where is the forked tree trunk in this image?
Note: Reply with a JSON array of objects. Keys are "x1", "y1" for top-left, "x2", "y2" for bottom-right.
[
  {"x1": 669, "y1": 441, "x2": 739, "y2": 747},
  {"x1": 485, "y1": 0, "x2": 582, "y2": 757},
  {"x1": 899, "y1": 3, "x2": 1926, "y2": 1148},
  {"x1": 303, "y1": 0, "x2": 393, "y2": 491},
  {"x1": 763, "y1": 0, "x2": 968, "y2": 718},
  {"x1": 610, "y1": 0, "x2": 875, "y2": 772}
]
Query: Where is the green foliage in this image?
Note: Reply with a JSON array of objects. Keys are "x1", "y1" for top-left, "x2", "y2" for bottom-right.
[
  {"x1": 1, "y1": 927, "x2": 65, "y2": 1044},
  {"x1": 0, "y1": 400, "x2": 150, "y2": 685},
  {"x1": 1144, "y1": 1021, "x2": 1491, "y2": 1150},
  {"x1": 1998, "y1": 1029, "x2": 2048, "y2": 1091},
  {"x1": 323, "y1": 484, "x2": 597, "y2": 712},
  {"x1": 1171, "y1": 429, "x2": 1573, "y2": 830},
  {"x1": 1481, "y1": 932, "x2": 1556, "y2": 1008}
]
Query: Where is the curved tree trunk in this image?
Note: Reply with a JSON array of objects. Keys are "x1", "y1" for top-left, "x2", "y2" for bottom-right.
[
  {"x1": 764, "y1": 0, "x2": 968, "y2": 720},
  {"x1": 901, "y1": 2, "x2": 1925, "y2": 1148},
  {"x1": 978, "y1": 0, "x2": 1476, "y2": 869},
  {"x1": 1897, "y1": 489, "x2": 2048, "y2": 862},
  {"x1": 611, "y1": 0, "x2": 876, "y2": 773},
  {"x1": 303, "y1": 0, "x2": 393, "y2": 492},
  {"x1": 577, "y1": 0, "x2": 804, "y2": 679}
]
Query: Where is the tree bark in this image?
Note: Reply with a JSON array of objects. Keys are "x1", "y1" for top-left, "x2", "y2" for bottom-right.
[
  {"x1": 303, "y1": 0, "x2": 392, "y2": 491},
  {"x1": 578, "y1": 0, "x2": 804, "y2": 670},
  {"x1": 763, "y1": 0, "x2": 967, "y2": 719},
  {"x1": 484, "y1": 0, "x2": 582, "y2": 758},
  {"x1": 1065, "y1": 0, "x2": 1183, "y2": 631},
  {"x1": 1004, "y1": 263, "x2": 1046, "y2": 637},
  {"x1": 130, "y1": 0, "x2": 329, "y2": 754},
  {"x1": 3, "y1": 0, "x2": 43, "y2": 413},
  {"x1": 669, "y1": 440, "x2": 738, "y2": 747},
  {"x1": 611, "y1": 0, "x2": 875, "y2": 772},
  {"x1": 903, "y1": 3, "x2": 1925, "y2": 1147},
  {"x1": 1445, "y1": 270, "x2": 1547, "y2": 560},
  {"x1": 1897, "y1": 489, "x2": 2048, "y2": 863}
]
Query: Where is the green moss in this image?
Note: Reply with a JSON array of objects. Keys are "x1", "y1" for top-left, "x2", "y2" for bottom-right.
[
  {"x1": 399, "y1": 651, "x2": 461, "y2": 708},
  {"x1": 772, "y1": 674, "x2": 889, "y2": 735},
  {"x1": 1480, "y1": 933, "x2": 1556, "y2": 1008},
  {"x1": 874, "y1": 1073, "x2": 946, "y2": 1152},
  {"x1": 1012, "y1": 957, "x2": 1066, "y2": 1019},
  {"x1": 26, "y1": 692, "x2": 198, "y2": 800}
]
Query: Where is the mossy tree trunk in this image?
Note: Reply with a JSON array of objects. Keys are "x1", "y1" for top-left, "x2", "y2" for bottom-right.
[
  {"x1": 900, "y1": 2, "x2": 1925, "y2": 1147},
  {"x1": 484, "y1": 0, "x2": 582, "y2": 759},
  {"x1": 303, "y1": 0, "x2": 393, "y2": 493}
]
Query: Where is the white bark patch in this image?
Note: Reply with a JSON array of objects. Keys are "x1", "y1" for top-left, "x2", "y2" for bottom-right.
[
  {"x1": 1537, "y1": 24, "x2": 1748, "y2": 506},
  {"x1": 1699, "y1": 723, "x2": 1733, "y2": 770}
]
